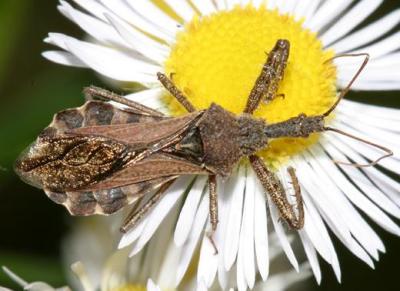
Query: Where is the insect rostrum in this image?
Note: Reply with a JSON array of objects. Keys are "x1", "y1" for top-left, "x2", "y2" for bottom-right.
[{"x1": 15, "y1": 40, "x2": 388, "y2": 250}]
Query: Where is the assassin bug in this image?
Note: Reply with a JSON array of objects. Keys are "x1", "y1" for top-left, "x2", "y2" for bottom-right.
[{"x1": 15, "y1": 40, "x2": 392, "y2": 253}]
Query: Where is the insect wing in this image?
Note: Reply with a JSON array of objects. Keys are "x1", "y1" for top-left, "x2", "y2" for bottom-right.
[
  {"x1": 45, "y1": 176, "x2": 177, "y2": 216},
  {"x1": 81, "y1": 153, "x2": 208, "y2": 192},
  {"x1": 66, "y1": 111, "x2": 203, "y2": 146}
]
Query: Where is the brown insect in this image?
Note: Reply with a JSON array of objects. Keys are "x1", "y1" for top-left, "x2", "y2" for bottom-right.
[{"x1": 15, "y1": 40, "x2": 391, "y2": 252}]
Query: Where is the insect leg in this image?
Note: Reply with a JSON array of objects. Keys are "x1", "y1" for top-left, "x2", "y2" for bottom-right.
[
  {"x1": 157, "y1": 72, "x2": 196, "y2": 113},
  {"x1": 207, "y1": 174, "x2": 219, "y2": 254},
  {"x1": 243, "y1": 39, "x2": 290, "y2": 115},
  {"x1": 120, "y1": 179, "x2": 175, "y2": 233},
  {"x1": 83, "y1": 85, "x2": 163, "y2": 117},
  {"x1": 249, "y1": 155, "x2": 304, "y2": 229}
]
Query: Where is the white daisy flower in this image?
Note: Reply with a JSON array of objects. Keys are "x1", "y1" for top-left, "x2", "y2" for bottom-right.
[
  {"x1": 62, "y1": 214, "x2": 311, "y2": 291},
  {"x1": 43, "y1": 0, "x2": 400, "y2": 290}
]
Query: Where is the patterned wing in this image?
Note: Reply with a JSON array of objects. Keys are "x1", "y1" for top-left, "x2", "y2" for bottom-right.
[
  {"x1": 45, "y1": 176, "x2": 177, "y2": 216},
  {"x1": 41, "y1": 100, "x2": 168, "y2": 138},
  {"x1": 15, "y1": 101, "x2": 207, "y2": 216},
  {"x1": 43, "y1": 153, "x2": 208, "y2": 216}
]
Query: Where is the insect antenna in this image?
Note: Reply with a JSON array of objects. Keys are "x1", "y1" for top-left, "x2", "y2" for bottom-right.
[
  {"x1": 323, "y1": 53, "x2": 369, "y2": 117},
  {"x1": 324, "y1": 126, "x2": 393, "y2": 168},
  {"x1": 321, "y1": 53, "x2": 393, "y2": 167}
]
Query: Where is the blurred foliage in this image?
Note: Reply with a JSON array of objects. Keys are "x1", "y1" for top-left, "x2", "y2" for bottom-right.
[
  {"x1": 0, "y1": 1, "x2": 28, "y2": 83},
  {"x1": 0, "y1": 0, "x2": 399, "y2": 290}
]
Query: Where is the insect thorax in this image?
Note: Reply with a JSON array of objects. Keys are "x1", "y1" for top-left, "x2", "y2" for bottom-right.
[{"x1": 198, "y1": 104, "x2": 268, "y2": 176}]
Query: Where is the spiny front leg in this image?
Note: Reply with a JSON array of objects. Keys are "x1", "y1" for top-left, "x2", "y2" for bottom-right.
[
  {"x1": 83, "y1": 85, "x2": 163, "y2": 117},
  {"x1": 243, "y1": 39, "x2": 290, "y2": 115},
  {"x1": 249, "y1": 155, "x2": 304, "y2": 229},
  {"x1": 157, "y1": 72, "x2": 196, "y2": 113},
  {"x1": 207, "y1": 174, "x2": 219, "y2": 254}
]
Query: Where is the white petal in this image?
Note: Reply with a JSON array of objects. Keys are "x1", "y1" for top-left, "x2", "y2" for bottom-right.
[
  {"x1": 141, "y1": 212, "x2": 179, "y2": 284},
  {"x1": 323, "y1": 133, "x2": 400, "y2": 236},
  {"x1": 321, "y1": 0, "x2": 383, "y2": 47},
  {"x1": 354, "y1": 31, "x2": 400, "y2": 59},
  {"x1": 341, "y1": 100, "x2": 400, "y2": 121},
  {"x1": 268, "y1": 195, "x2": 299, "y2": 271},
  {"x1": 163, "y1": 0, "x2": 196, "y2": 22},
  {"x1": 305, "y1": 0, "x2": 353, "y2": 32},
  {"x1": 197, "y1": 176, "x2": 228, "y2": 288},
  {"x1": 338, "y1": 114, "x2": 400, "y2": 149},
  {"x1": 125, "y1": 0, "x2": 180, "y2": 36},
  {"x1": 338, "y1": 66, "x2": 400, "y2": 85},
  {"x1": 331, "y1": 9, "x2": 400, "y2": 53},
  {"x1": 214, "y1": 0, "x2": 228, "y2": 10},
  {"x1": 72, "y1": 0, "x2": 111, "y2": 22},
  {"x1": 266, "y1": 0, "x2": 277, "y2": 10},
  {"x1": 24, "y1": 282, "x2": 56, "y2": 291},
  {"x1": 124, "y1": 88, "x2": 166, "y2": 112},
  {"x1": 295, "y1": 154, "x2": 375, "y2": 267},
  {"x1": 129, "y1": 177, "x2": 191, "y2": 256},
  {"x1": 174, "y1": 176, "x2": 207, "y2": 246},
  {"x1": 237, "y1": 166, "x2": 256, "y2": 289},
  {"x1": 196, "y1": 280, "x2": 208, "y2": 291},
  {"x1": 58, "y1": 1, "x2": 128, "y2": 48},
  {"x1": 333, "y1": 120, "x2": 400, "y2": 171},
  {"x1": 342, "y1": 80, "x2": 400, "y2": 91},
  {"x1": 293, "y1": 0, "x2": 319, "y2": 23},
  {"x1": 303, "y1": 149, "x2": 383, "y2": 264},
  {"x1": 368, "y1": 52, "x2": 400, "y2": 68},
  {"x1": 175, "y1": 193, "x2": 209, "y2": 286},
  {"x1": 215, "y1": 178, "x2": 233, "y2": 289},
  {"x1": 223, "y1": 167, "x2": 246, "y2": 270},
  {"x1": 298, "y1": 232, "x2": 321, "y2": 284},
  {"x1": 98, "y1": 0, "x2": 174, "y2": 42},
  {"x1": 146, "y1": 279, "x2": 161, "y2": 291},
  {"x1": 42, "y1": 51, "x2": 86, "y2": 67},
  {"x1": 254, "y1": 263, "x2": 312, "y2": 291},
  {"x1": 236, "y1": 242, "x2": 247, "y2": 291},
  {"x1": 197, "y1": 224, "x2": 218, "y2": 287},
  {"x1": 2, "y1": 267, "x2": 28, "y2": 287},
  {"x1": 119, "y1": 195, "x2": 159, "y2": 249},
  {"x1": 253, "y1": 169, "x2": 269, "y2": 281},
  {"x1": 63, "y1": 36, "x2": 159, "y2": 83},
  {"x1": 300, "y1": 202, "x2": 333, "y2": 267},
  {"x1": 310, "y1": 144, "x2": 386, "y2": 259},
  {"x1": 321, "y1": 142, "x2": 387, "y2": 250},
  {"x1": 191, "y1": 0, "x2": 217, "y2": 15},
  {"x1": 294, "y1": 178, "x2": 341, "y2": 280},
  {"x1": 104, "y1": 13, "x2": 168, "y2": 64}
]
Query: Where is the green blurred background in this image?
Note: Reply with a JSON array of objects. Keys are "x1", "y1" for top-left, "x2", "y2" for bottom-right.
[{"x1": 0, "y1": 0, "x2": 399, "y2": 290}]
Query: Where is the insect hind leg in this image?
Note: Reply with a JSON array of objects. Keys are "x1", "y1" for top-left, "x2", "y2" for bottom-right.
[
  {"x1": 249, "y1": 155, "x2": 304, "y2": 229},
  {"x1": 120, "y1": 179, "x2": 175, "y2": 233},
  {"x1": 207, "y1": 174, "x2": 219, "y2": 254}
]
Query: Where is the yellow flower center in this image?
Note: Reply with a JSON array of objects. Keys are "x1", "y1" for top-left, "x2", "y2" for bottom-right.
[
  {"x1": 164, "y1": 5, "x2": 337, "y2": 168},
  {"x1": 112, "y1": 285, "x2": 146, "y2": 291},
  {"x1": 113, "y1": 284, "x2": 175, "y2": 291}
]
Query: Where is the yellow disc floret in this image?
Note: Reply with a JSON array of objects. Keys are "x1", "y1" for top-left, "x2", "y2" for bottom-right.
[
  {"x1": 112, "y1": 285, "x2": 147, "y2": 291},
  {"x1": 164, "y1": 5, "x2": 336, "y2": 168}
]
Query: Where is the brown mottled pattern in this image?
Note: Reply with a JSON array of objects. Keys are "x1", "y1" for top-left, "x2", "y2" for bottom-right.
[
  {"x1": 16, "y1": 136, "x2": 128, "y2": 192},
  {"x1": 45, "y1": 176, "x2": 176, "y2": 216},
  {"x1": 40, "y1": 100, "x2": 167, "y2": 137}
]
